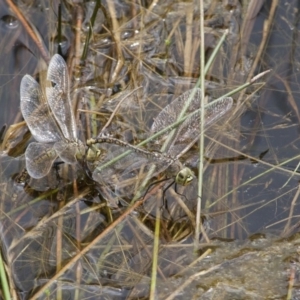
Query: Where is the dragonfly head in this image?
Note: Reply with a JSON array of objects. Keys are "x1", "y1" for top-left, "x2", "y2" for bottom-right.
[{"x1": 175, "y1": 167, "x2": 194, "y2": 186}]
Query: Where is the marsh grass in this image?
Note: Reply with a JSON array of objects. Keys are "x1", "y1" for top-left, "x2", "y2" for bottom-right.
[{"x1": 0, "y1": 0, "x2": 299, "y2": 299}]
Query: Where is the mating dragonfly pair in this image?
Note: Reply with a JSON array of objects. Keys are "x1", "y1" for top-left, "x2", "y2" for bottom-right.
[{"x1": 20, "y1": 54, "x2": 233, "y2": 201}]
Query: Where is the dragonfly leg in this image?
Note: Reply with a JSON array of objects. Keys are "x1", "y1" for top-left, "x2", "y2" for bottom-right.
[
  {"x1": 174, "y1": 182, "x2": 189, "y2": 203},
  {"x1": 142, "y1": 178, "x2": 170, "y2": 199},
  {"x1": 161, "y1": 182, "x2": 190, "y2": 220},
  {"x1": 162, "y1": 180, "x2": 175, "y2": 215},
  {"x1": 142, "y1": 178, "x2": 175, "y2": 218}
]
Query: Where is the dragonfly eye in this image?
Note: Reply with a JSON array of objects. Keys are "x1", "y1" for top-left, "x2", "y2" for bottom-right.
[
  {"x1": 176, "y1": 167, "x2": 194, "y2": 186},
  {"x1": 185, "y1": 174, "x2": 194, "y2": 185}
]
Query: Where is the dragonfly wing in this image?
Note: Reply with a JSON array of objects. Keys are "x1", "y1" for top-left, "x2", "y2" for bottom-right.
[
  {"x1": 115, "y1": 158, "x2": 160, "y2": 199},
  {"x1": 92, "y1": 144, "x2": 136, "y2": 178},
  {"x1": 167, "y1": 96, "x2": 233, "y2": 156},
  {"x1": 89, "y1": 146, "x2": 123, "y2": 207},
  {"x1": 46, "y1": 54, "x2": 77, "y2": 141},
  {"x1": 181, "y1": 95, "x2": 233, "y2": 140},
  {"x1": 172, "y1": 96, "x2": 233, "y2": 155},
  {"x1": 20, "y1": 75, "x2": 63, "y2": 143},
  {"x1": 151, "y1": 88, "x2": 233, "y2": 157},
  {"x1": 54, "y1": 140, "x2": 85, "y2": 164},
  {"x1": 90, "y1": 142, "x2": 174, "y2": 200},
  {"x1": 90, "y1": 143, "x2": 142, "y2": 200},
  {"x1": 25, "y1": 142, "x2": 57, "y2": 179},
  {"x1": 151, "y1": 89, "x2": 202, "y2": 134}
]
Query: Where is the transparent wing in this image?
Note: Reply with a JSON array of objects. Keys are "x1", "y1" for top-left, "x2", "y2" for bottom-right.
[
  {"x1": 90, "y1": 142, "x2": 181, "y2": 201},
  {"x1": 92, "y1": 143, "x2": 144, "y2": 182},
  {"x1": 151, "y1": 88, "x2": 233, "y2": 157},
  {"x1": 115, "y1": 157, "x2": 181, "y2": 200},
  {"x1": 179, "y1": 95, "x2": 233, "y2": 141},
  {"x1": 151, "y1": 89, "x2": 203, "y2": 133},
  {"x1": 88, "y1": 143, "x2": 139, "y2": 205},
  {"x1": 20, "y1": 75, "x2": 63, "y2": 143},
  {"x1": 25, "y1": 142, "x2": 57, "y2": 179},
  {"x1": 54, "y1": 140, "x2": 85, "y2": 164},
  {"x1": 46, "y1": 54, "x2": 77, "y2": 141}
]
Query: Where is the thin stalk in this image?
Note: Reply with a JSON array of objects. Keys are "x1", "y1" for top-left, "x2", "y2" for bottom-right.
[
  {"x1": 204, "y1": 30, "x2": 228, "y2": 75},
  {"x1": 208, "y1": 153, "x2": 300, "y2": 208},
  {"x1": 145, "y1": 29, "x2": 229, "y2": 162},
  {"x1": 57, "y1": 3, "x2": 62, "y2": 55},
  {"x1": 81, "y1": 0, "x2": 101, "y2": 60},
  {"x1": 282, "y1": 161, "x2": 300, "y2": 188},
  {"x1": 165, "y1": 264, "x2": 222, "y2": 300},
  {"x1": 94, "y1": 70, "x2": 270, "y2": 174},
  {"x1": 5, "y1": 0, "x2": 50, "y2": 63},
  {"x1": 0, "y1": 251, "x2": 11, "y2": 300},
  {"x1": 0, "y1": 188, "x2": 59, "y2": 219},
  {"x1": 195, "y1": 0, "x2": 205, "y2": 250},
  {"x1": 30, "y1": 198, "x2": 144, "y2": 299},
  {"x1": 149, "y1": 206, "x2": 161, "y2": 299}
]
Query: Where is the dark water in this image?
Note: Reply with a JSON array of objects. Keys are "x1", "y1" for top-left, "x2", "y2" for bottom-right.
[{"x1": 0, "y1": 0, "x2": 300, "y2": 298}]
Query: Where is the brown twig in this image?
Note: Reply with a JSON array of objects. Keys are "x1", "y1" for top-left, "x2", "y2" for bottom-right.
[
  {"x1": 6, "y1": 0, "x2": 50, "y2": 63},
  {"x1": 30, "y1": 197, "x2": 144, "y2": 299},
  {"x1": 100, "y1": 87, "x2": 142, "y2": 134}
]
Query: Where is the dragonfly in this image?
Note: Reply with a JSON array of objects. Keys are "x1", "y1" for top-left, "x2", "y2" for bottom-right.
[
  {"x1": 20, "y1": 54, "x2": 85, "y2": 179},
  {"x1": 87, "y1": 89, "x2": 233, "y2": 203}
]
